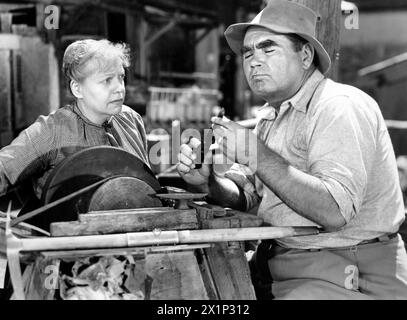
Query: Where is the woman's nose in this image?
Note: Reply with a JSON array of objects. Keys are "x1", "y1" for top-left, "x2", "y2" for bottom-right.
[{"x1": 113, "y1": 77, "x2": 125, "y2": 93}]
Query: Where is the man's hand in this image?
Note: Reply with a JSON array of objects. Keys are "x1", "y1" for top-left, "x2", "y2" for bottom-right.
[
  {"x1": 176, "y1": 138, "x2": 212, "y2": 186},
  {"x1": 211, "y1": 116, "x2": 258, "y2": 171}
]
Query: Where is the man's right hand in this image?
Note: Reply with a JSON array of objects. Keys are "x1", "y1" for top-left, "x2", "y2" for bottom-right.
[{"x1": 176, "y1": 139, "x2": 212, "y2": 186}]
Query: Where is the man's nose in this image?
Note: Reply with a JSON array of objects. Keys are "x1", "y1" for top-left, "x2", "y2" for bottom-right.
[{"x1": 250, "y1": 50, "x2": 264, "y2": 68}]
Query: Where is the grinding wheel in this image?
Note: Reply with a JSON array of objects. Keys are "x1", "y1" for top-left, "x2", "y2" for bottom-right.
[
  {"x1": 36, "y1": 146, "x2": 162, "y2": 227},
  {"x1": 88, "y1": 176, "x2": 162, "y2": 211}
]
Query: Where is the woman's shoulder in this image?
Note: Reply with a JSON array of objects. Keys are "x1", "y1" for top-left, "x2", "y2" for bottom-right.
[
  {"x1": 119, "y1": 105, "x2": 144, "y2": 124},
  {"x1": 40, "y1": 104, "x2": 76, "y2": 122}
]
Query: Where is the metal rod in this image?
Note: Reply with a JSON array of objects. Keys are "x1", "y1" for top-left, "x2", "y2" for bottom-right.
[{"x1": 10, "y1": 177, "x2": 115, "y2": 227}]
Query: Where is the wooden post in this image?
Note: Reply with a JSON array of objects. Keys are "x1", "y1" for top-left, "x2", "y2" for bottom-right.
[
  {"x1": 195, "y1": 27, "x2": 220, "y2": 89},
  {"x1": 135, "y1": 15, "x2": 148, "y2": 80},
  {"x1": 125, "y1": 13, "x2": 136, "y2": 83},
  {"x1": 288, "y1": 0, "x2": 342, "y2": 80}
]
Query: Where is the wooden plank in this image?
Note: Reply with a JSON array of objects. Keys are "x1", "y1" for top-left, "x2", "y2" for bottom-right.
[
  {"x1": 192, "y1": 202, "x2": 257, "y2": 299},
  {"x1": 50, "y1": 208, "x2": 198, "y2": 237},
  {"x1": 146, "y1": 251, "x2": 208, "y2": 300},
  {"x1": 204, "y1": 244, "x2": 256, "y2": 300},
  {"x1": 79, "y1": 207, "x2": 173, "y2": 222},
  {"x1": 195, "y1": 248, "x2": 219, "y2": 300},
  {"x1": 0, "y1": 255, "x2": 6, "y2": 289}
]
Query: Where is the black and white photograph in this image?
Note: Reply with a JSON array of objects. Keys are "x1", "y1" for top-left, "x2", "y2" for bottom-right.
[{"x1": 0, "y1": 0, "x2": 407, "y2": 308}]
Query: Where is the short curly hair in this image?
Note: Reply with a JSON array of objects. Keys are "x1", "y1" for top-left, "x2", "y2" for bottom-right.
[{"x1": 62, "y1": 39, "x2": 130, "y2": 82}]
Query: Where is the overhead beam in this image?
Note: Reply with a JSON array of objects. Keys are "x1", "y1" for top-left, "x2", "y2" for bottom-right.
[
  {"x1": 139, "y1": 0, "x2": 217, "y2": 18},
  {"x1": 352, "y1": 0, "x2": 407, "y2": 11},
  {"x1": 145, "y1": 18, "x2": 177, "y2": 48}
]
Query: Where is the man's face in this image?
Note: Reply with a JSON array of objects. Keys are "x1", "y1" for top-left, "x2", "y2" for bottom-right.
[
  {"x1": 242, "y1": 27, "x2": 306, "y2": 105},
  {"x1": 75, "y1": 58, "x2": 126, "y2": 124}
]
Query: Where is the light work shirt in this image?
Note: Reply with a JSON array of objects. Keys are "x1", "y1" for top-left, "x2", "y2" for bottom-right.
[
  {"x1": 0, "y1": 104, "x2": 149, "y2": 199},
  {"x1": 226, "y1": 69, "x2": 405, "y2": 249}
]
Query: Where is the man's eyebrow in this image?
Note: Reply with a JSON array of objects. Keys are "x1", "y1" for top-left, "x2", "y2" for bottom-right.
[
  {"x1": 241, "y1": 39, "x2": 278, "y2": 55},
  {"x1": 255, "y1": 39, "x2": 278, "y2": 49}
]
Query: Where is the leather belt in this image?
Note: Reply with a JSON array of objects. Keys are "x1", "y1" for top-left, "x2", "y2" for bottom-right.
[
  {"x1": 305, "y1": 232, "x2": 399, "y2": 252},
  {"x1": 356, "y1": 232, "x2": 398, "y2": 246}
]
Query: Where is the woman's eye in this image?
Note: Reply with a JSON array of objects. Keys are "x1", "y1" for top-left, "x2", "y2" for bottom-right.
[
  {"x1": 244, "y1": 53, "x2": 253, "y2": 59},
  {"x1": 104, "y1": 77, "x2": 112, "y2": 83}
]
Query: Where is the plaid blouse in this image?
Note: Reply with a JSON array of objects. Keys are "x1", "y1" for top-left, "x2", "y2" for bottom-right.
[{"x1": 0, "y1": 103, "x2": 149, "y2": 199}]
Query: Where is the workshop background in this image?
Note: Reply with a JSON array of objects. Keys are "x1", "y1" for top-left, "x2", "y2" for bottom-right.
[{"x1": 1, "y1": 0, "x2": 407, "y2": 244}]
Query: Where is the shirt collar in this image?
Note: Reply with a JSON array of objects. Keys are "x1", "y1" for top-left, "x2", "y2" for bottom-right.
[
  {"x1": 288, "y1": 68, "x2": 324, "y2": 113},
  {"x1": 72, "y1": 102, "x2": 113, "y2": 128},
  {"x1": 258, "y1": 68, "x2": 325, "y2": 118}
]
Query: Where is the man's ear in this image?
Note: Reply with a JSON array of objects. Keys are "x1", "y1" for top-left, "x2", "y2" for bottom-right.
[
  {"x1": 70, "y1": 80, "x2": 83, "y2": 99},
  {"x1": 301, "y1": 43, "x2": 315, "y2": 70}
]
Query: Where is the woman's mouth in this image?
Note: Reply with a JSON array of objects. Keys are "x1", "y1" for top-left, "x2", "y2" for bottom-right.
[{"x1": 110, "y1": 98, "x2": 123, "y2": 104}]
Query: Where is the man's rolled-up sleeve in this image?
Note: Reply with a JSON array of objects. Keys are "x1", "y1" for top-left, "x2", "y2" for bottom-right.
[{"x1": 307, "y1": 96, "x2": 376, "y2": 223}]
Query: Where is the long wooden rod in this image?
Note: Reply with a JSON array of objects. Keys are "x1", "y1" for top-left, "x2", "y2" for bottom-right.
[{"x1": 17, "y1": 226, "x2": 319, "y2": 252}]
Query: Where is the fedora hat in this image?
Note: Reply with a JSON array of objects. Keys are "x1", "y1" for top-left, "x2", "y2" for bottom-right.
[{"x1": 224, "y1": 0, "x2": 331, "y2": 75}]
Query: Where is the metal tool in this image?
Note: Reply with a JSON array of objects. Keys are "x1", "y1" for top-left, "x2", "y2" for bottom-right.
[{"x1": 194, "y1": 107, "x2": 225, "y2": 169}]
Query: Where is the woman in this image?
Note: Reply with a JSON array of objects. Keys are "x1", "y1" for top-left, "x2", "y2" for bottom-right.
[{"x1": 0, "y1": 39, "x2": 150, "y2": 216}]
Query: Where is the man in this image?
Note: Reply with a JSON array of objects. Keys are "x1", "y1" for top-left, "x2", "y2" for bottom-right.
[
  {"x1": 177, "y1": 0, "x2": 407, "y2": 299},
  {"x1": 0, "y1": 39, "x2": 150, "y2": 221}
]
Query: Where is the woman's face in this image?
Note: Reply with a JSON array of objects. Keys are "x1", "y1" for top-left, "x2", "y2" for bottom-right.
[{"x1": 73, "y1": 57, "x2": 126, "y2": 124}]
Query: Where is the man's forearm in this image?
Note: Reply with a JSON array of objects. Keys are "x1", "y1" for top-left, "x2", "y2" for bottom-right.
[
  {"x1": 186, "y1": 174, "x2": 246, "y2": 211},
  {"x1": 251, "y1": 140, "x2": 346, "y2": 231}
]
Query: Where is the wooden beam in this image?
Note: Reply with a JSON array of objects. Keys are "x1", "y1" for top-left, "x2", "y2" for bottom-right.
[
  {"x1": 288, "y1": 0, "x2": 342, "y2": 80},
  {"x1": 50, "y1": 208, "x2": 199, "y2": 236},
  {"x1": 358, "y1": 52, "x2": 407, "y2": 77},
  {"x1": 139, "y1": 0, "x2": 217, "y2": 18},
  {"x1": 137, "y1": 15, "x2": 148, "y2": 78},
  {"x1": 145, "y1": 18, "x2": 177, "y2": 48},
  {"x1": 352, "y1": 0, "x2": 407, "y2": 11}
]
